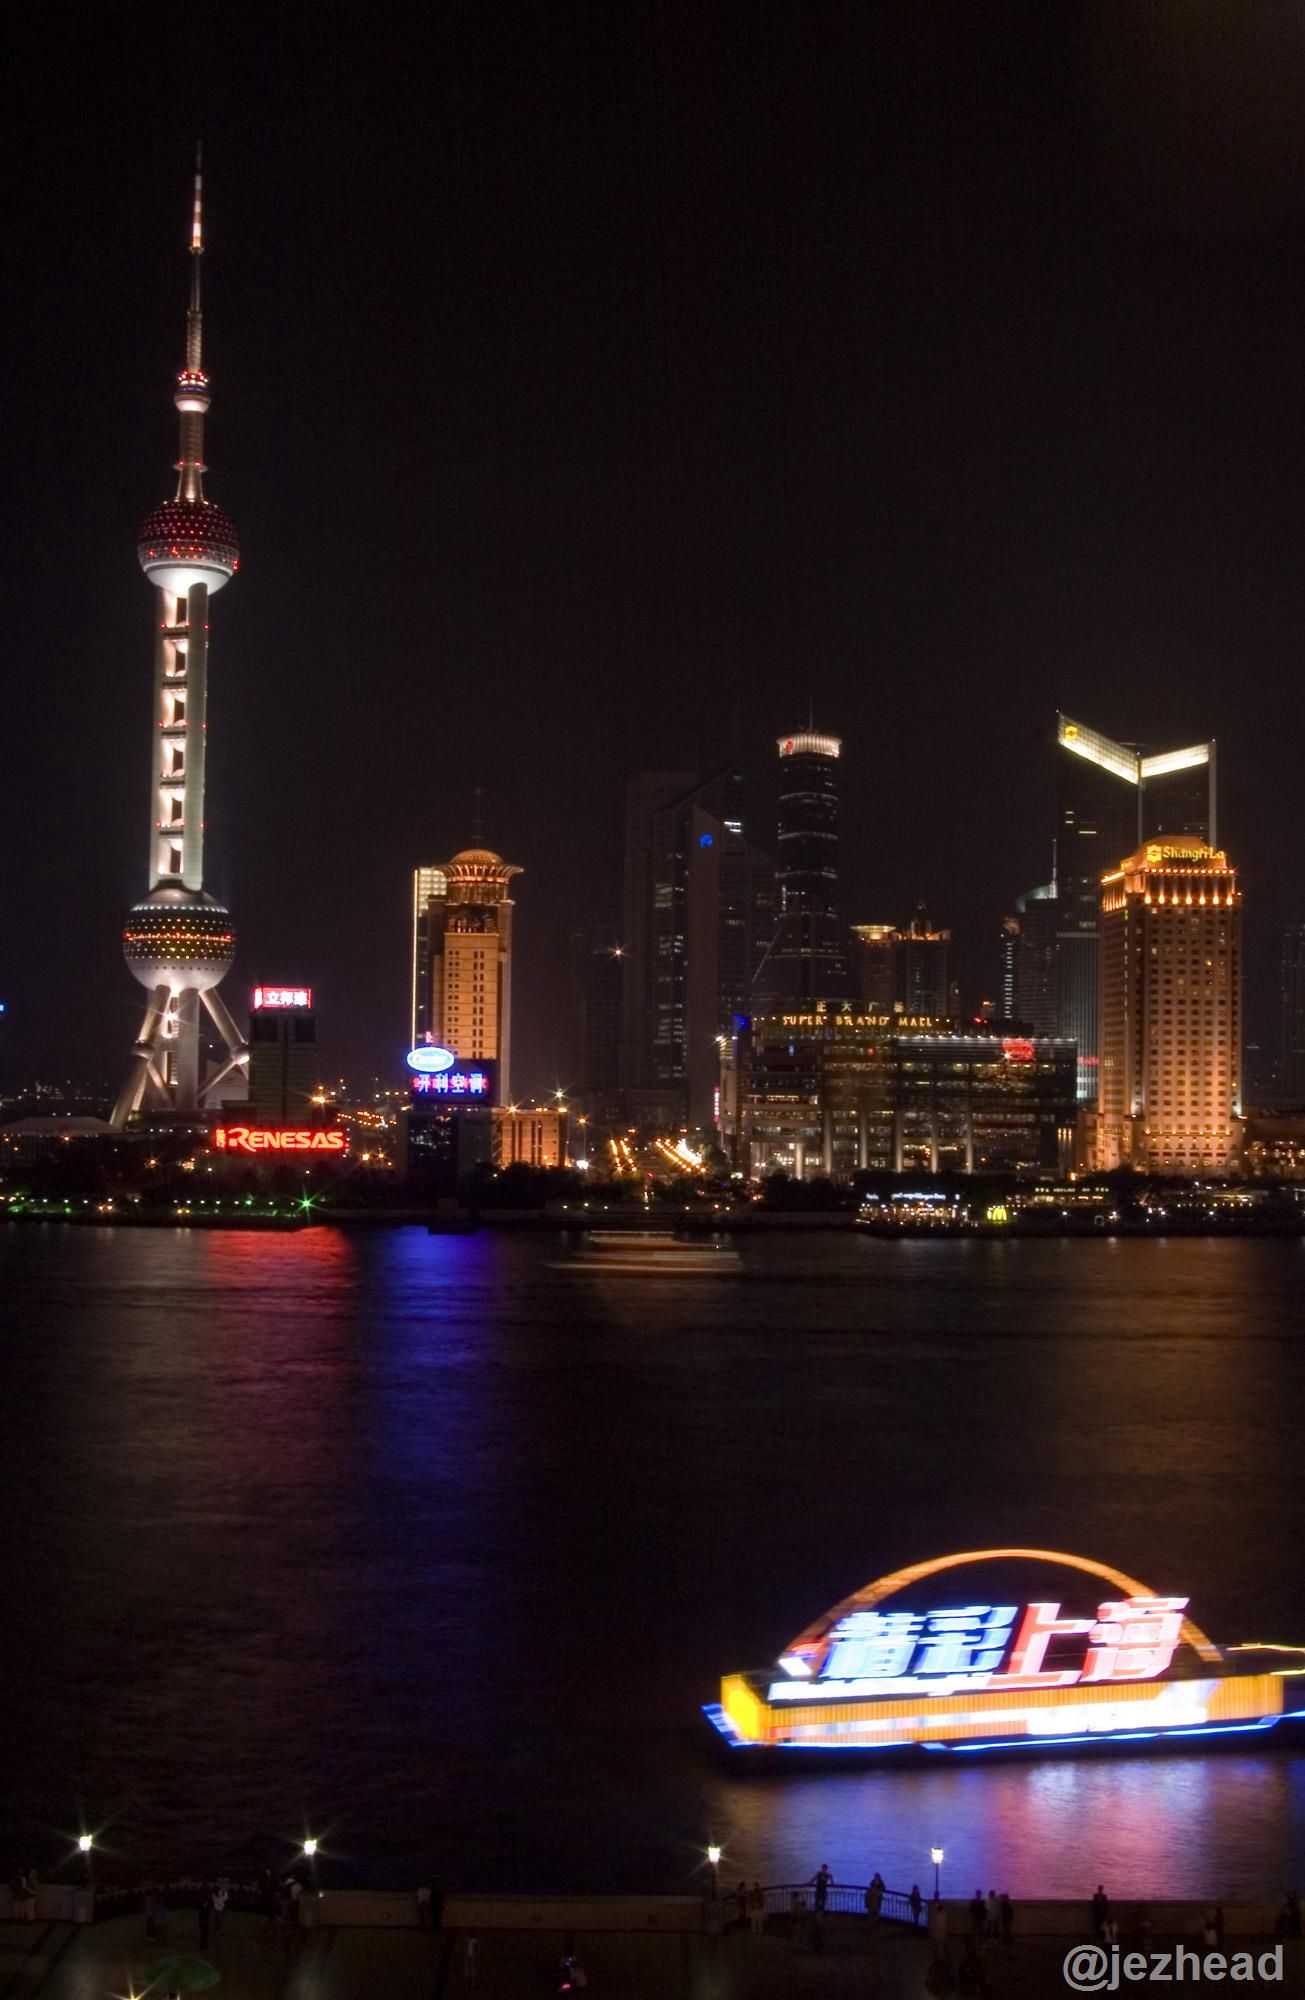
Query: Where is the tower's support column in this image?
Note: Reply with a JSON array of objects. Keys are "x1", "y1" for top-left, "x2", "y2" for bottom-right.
[
  {"x1": 148, "y1": 598, "x2": 175, "y2": 885},
  {"x1": 174, "y1": 987, "x2": 201, "y2": 1111},
  {"x1": 181, "y1": 582, "x2": 209, "y2": 891}
]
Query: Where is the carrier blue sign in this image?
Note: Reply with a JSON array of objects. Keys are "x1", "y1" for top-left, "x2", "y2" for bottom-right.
[{"x1": 406, "y1": 1044, "x2": 457, "y2": 1074}]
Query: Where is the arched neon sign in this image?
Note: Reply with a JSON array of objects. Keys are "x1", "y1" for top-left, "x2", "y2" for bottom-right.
[
  {"x1": 406, "y1": 1045, "x2": 456, "y2": 1075},
  {"x1": 780, "y1": 1546, "x2": 1221, "y2": 1667},
  {"x1": 708, "y1": 1548, "x2": 1292, "y2": 1755}
]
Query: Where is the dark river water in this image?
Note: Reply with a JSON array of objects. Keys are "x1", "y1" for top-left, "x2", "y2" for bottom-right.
[{"x1": 3, "y1": 1225, "x2": 1305, "y2": 1900}]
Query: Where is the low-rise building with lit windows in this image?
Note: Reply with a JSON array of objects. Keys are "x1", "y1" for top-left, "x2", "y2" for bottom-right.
[
  {"x1": 739, "y1": 1009, "x2": 1077, "y2": 1179},
  {"x1": 493, "y1": 1104, "x2": 567, "y2": 1168}
]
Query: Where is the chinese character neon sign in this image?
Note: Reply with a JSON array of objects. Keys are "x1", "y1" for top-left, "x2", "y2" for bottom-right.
[
  {"x1": 212, "y1": 1127, "x2": 346, "y2": 1154},
  {"x1": 782, "y1": 1595, "x2": 1189, "y2": 1696},
  {"x1": 411, "y1": 1071, "x2": 489, "y2": 1097},
  {"x1": 253, "y1": 986, "x2": 312, "y2": 1009}
]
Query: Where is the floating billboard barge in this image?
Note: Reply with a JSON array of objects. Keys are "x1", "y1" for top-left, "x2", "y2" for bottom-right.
[{"x1": 705, "y1": 1547, "x2": 1305, "y2": 1761}]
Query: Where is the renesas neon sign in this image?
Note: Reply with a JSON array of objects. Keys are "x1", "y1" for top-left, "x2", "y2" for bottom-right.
[
  {"x1": 253, "y1": 986, "x2": 312, "y2": 1009},
  {"x1": 213, "y1": 1127, "x2": 346, "y2": 1154},
  {"x1": 773, "y1": 1596, "x2": 1188, "y2": 1699}
]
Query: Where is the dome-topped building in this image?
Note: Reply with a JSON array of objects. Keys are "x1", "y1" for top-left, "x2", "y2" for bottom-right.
[{"x1": 410, "y1": 844, "x2": 523, "y2": 1096}]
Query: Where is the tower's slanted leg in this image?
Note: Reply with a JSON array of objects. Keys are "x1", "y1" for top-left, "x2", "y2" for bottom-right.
[
  {"x1": 111, "y1": 984, "x2": 170, "y2": 1129},
  {"x1": 197, "y1": 985, "x2": 250, "y2": 1107}
]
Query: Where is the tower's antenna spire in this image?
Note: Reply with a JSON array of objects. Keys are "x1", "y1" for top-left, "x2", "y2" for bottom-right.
[
  {"x1": 472, "y1": 785, "x2": 486, "y2": 845},
  {"x1": 187, "y1": 141, "x2": 204, "y2": 372},
  {"x1": 174, "y1": 143, "x2": 210, "y2": 504}
]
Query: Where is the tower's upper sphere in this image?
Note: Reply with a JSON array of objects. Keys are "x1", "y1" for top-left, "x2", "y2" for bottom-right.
[
  {"x1": 138, "y1": 499, "x2": 239, "y2": 595},
  {"x1": 174, "y1": 368, "x2": 211, "y2": 413},
  {"x1": 122, "y1": 885, "x2": 236, "y2": 992}
]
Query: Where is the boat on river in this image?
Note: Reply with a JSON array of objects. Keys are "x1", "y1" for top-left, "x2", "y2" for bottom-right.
[{"x1": 550, "y1": 1230, "x2": 742, "y2": 1275}]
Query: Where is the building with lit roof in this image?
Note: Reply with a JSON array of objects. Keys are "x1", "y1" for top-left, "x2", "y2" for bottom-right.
[
  {"x1": 760, "y1": 732, "x2": 850, "y2": 1005},
  {"x1": 1095, "y1": 838, "x2": 1241, "y2": 1174},
  {"x1": 851, "y1": 910, "x2": 952, "y2": 1018},
  {"x1": 1053, "y1": 715, "x2": 1216, "y2": 1106}
]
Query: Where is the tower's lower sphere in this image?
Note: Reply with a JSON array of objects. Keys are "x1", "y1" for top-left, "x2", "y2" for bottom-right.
[
  {"x1": 138, "y1": 498, "x2": 239, "y2": 595},
  {"x1": 122, "y1": 885, "x2": 235, "y2": 992}
]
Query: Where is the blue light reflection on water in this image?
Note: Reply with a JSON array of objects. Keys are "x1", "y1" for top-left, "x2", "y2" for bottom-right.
[{"x1": 1, "y1": 1225, "x2": 1305, "y2": 1896}]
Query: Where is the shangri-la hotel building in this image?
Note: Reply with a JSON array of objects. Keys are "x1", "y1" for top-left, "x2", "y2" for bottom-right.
[{"x1": 1094, "y1": 837, "x2": 1242, "y2": 1174}]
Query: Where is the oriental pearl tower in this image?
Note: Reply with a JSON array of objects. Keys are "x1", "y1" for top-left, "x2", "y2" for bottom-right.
[{"x1": 111, "y1": 151, "x2": 249, "y2": 1126}]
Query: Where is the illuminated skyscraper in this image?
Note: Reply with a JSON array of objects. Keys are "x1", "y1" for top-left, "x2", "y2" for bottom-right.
[
  {"x1": 411, "y1": 850, "x2": 521, "y2": 1095},
  {"x1": 1095, "y1": 837, "x2": 1241, "y2": 1173},
  {"x1": 763, "y1": 731, "x2": 850, "y2": 1003},
  {"x1": 112, "y1": 154, "x2": 248, "y2": 1127},
  {"x1": 411, "y1": 865, "x2": 450, "y2": 1045},
  {"x1": 1008, "y1": 882, "x2": 1059, "y2": 1037},
  {"x1": 1054, "y1": 715, "x2": 1216, "y2": 1103}
]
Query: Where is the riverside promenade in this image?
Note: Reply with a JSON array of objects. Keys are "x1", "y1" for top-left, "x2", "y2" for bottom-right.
[{"x1": 1, "y1": 1893, "x2": 1301, "y2": 1998}]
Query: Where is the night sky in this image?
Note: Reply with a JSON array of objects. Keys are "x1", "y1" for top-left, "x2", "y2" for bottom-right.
[{"x1": 5, "y1": 4, "x2": 1305, "y2": 1095}]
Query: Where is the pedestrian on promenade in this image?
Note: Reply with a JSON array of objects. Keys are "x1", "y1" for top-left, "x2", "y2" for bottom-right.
[
  {"x1": 748, "y1": 1882, "x2": 765, "y2": 1936},
  {"x1": 1090, "y1": 1884, "x2": 1109, "y2": 1939},
  {"x1": 1102, "y1": 1915, "x2": 1118, "y2": 1946},
  {"x1": 998, "y1": 1891, "x2": 1014, "y2": 1947},
  {"x1": 985, "y1": 1889, "x2": 999, "y2": 1938},
  {"x1": 867, "y1": 1872, "x2": 885, "y2": 1923},
  {"x1": 928, "y1": 1896, "x2": 949, "y2": 1963},
  {"x1": 734, "y1": 1880, "x2": 749, "y2": 1929},
  {"x1": 462, "y1": 1934, "x2": 478, "y2": 1986},
  {"x1": 812, "y1": 1863, "x2": 832, "y2": 1913},
  {"x1": 909, "y1": 1883, "x2": 923, "y2": 1926},
  {"x1": 197, "y1": 1882, "x2": 212, "y2": 1950},
  {"x1": 211, "y1": 1880, "x2": 228, "y2": 1936},
  {"x1": 969, "y1": 1888, "x2": 985, "y2": 1934}
]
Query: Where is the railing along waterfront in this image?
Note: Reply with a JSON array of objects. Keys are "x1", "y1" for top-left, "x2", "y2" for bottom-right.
[{"x1": 737, "y1": 1882, "x2": 922, "y2": 1926}]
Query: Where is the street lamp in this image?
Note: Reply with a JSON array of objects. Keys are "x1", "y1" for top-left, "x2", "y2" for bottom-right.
[
  {"x1": 706, "y1": 1844, "x2": 721, "y2": 1899},
  {"x1": 302, "y1": 1838, "x2": 318, "y2": 1857},
  {"x1": 77, "y1": 1835, "x2": 93, "y2": 1854},
  {"x1": 930, "y1": 1847, "x2": 944, "y2": 1900}
]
